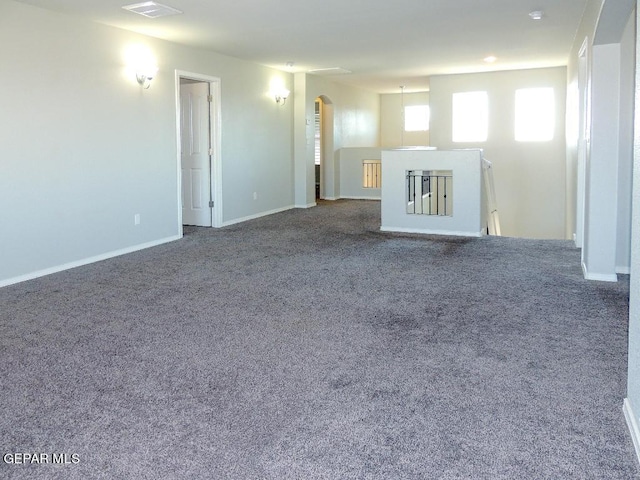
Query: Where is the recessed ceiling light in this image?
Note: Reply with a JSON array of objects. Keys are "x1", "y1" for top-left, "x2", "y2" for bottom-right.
[
  {"x1": 484, "y1": 56, "x2": 497, "y2": 63},
  {"x1": 122, "y1": 1, "x2": 183, "y2": 18},
  {"x1": 529, "y1": 10, "x2": 544, "y2": 20}
]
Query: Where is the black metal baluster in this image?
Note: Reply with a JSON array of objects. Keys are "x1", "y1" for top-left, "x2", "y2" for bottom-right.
[
  {"x1": 443, "y1": 175, "x2": 447, "y2": 216},
  {"x1": 427, "y1": 175, "x2": 432, "y2": 215},
  {"x1": 435, "y1": 176, "x2": 439, "y2": 215}
]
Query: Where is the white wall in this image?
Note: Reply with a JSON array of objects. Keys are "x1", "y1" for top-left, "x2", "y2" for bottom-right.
[
  {"x1": 0, "y1": 1, "x2": 293, "y2": 285},
  {"x1": 380, "y1": 149, "x2": 485, "y2": 236},
  {"x1": 429, "y1": 67, "x2": 567, "y2": 239},
  {"x1": 627, "y1": 1, "x2": 640, "y2": 463},
  {"x1": 566, "y1": 0, "x2": 607, "y2": 244},
  {"x1": 380, "y1": 92, "x2": 431, "y2": 147},
  {"x1": 294, "y1": 74, "x2": 380, "y2": 206},
  {"x1": 582, "y1": 43, "x2": 622, "y2": 281},
  {"x1": 338, "y1": 148, "x2": 382, "y2": 199},
  {"x1": 616, "y1": 12, "x2": 636, "y2": 273},
  {"x1": 580, "y1": 4, "x2": 635, "y2": 281},
  {"x1": 567, "y1": 0, "x2": 635, "y2": 280}
]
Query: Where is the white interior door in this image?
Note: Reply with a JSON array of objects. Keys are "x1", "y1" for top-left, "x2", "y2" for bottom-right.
[{"x1": 181, "y1": 81, "x2": 212, "y2": 226}]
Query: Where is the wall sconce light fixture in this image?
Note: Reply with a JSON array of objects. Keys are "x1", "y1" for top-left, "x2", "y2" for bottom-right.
[
  {"x1": 136, "y1": 66, "x2": 158, "y2": 89},
  {"x1": 274, "y1": 88, "x2": 290, "y2": 106}
]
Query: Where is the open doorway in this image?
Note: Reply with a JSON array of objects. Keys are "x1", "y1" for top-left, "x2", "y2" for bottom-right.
[
  {"x1": 314, "y1": 95, "x2": 336, "y2": 201},
  {"x1": 176, "y1": 71, "x2": 222, "y2": 231},
  {"x1": 314, "y1": 98, "x2": 323, "y2": 200}
]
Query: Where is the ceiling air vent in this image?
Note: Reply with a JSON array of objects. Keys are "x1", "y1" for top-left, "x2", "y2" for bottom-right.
[{"x1": 122, "y1": 1, "x2": 183, "y2": 18}]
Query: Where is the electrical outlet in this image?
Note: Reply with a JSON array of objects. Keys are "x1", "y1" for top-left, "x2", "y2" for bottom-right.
[
  {"x1": 253, "y1": 192, "x2": 258, "y2": 200},
  {"x1": 134, "y1": 214, "x2": 141, "y2": 225}
]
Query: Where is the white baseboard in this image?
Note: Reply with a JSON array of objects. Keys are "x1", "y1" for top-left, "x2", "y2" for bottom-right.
[
  {"x1": 624, "y1": 398, "x2": 640, "y2": 466},
  {"x1": 339, "y1": 196, "x2": 381, "y2": 200},
  {"x1": 582, "y1": 262, "x2": 618, "y2": 282},
  {"x1": 380, "y1": 226, "x2": 484, "y2": 238},
  {"x1": 0, "y1": 235, "x2": 182, "y2": 288},
  {"x1": 221, "y1": 205, "x2": 295, "y2": 226},
  {"x1": 617, "y1": 265, "x2": 631, "y2": 275}
]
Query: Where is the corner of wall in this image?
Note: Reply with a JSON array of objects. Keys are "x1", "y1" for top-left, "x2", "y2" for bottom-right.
[
  {"x1": 624, "y1": 398, "x2": 640, "y2": 466},
  {"x1": 581, "y1": 260, "x2": 618, "y2": 282}
]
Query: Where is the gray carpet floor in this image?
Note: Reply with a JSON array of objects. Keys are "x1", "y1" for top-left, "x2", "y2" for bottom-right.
[{"x1": 1, "y1": 199, "x2": 638, "y2": 479}]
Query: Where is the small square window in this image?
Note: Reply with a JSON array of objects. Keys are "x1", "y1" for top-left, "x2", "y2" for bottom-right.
[
  {"x1": 515, "y1": 87, "x2": 555, "y2": 142},
  {"x1": 404, "y1": 105, "x2": 430, "y2": 132},
  {"x1": 452, "y1": 91, "x2": 488, "y2": 142}
]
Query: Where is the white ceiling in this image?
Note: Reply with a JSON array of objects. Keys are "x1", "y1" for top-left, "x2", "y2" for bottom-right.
[{"x1": 15, "y1": 0, "x2": 589, "y2": 93}]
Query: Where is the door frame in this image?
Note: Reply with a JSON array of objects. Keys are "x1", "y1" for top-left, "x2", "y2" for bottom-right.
[
  {"x1": 316, "y1": 95, "x2": 335, "y2": 200},
  {"x1": 575, "y1": 37, "x2": 590, "y2": 249},
  {"x1": 175, "y1": 70, "x2": 222, "y2": 230},
  {"x1": 315, "y1": 98, "x2": 324, "y2": 200}
]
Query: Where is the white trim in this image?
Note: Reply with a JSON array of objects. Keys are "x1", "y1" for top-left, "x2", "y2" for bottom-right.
[
  {"x1": 340, "y1": 196, "x2": 381, "y2": 200},
  {"x1": 624, "y1": 398, "x2": 640, "y2": 466},
  {"x1": 582, "y1": 261, "x2": 618, "y2": 282},
  {"x1": 295, "y1": 202, "x2": 317, "y2": 209},
  {"x1": 0, "y1": 235, "x2": 181, "y2": 288},
  {"x1": 221, "y1": 205, "x2": 295, "y2": 227},
  {"x1": 174, "y1": 77, "x2": 184, "y2": 232},
  {"x1": 380, "y1": 226, "x2": 484, "y2": 237},
  {"x1": 175, "y1": 70, "x2": 223, "y2": 228},
  {"x1": 575, "y1": 36, "x2": 590, "y2": 250},
  {"x1": 322, "y1": 196, "x2": 339, "y2": 201}
]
